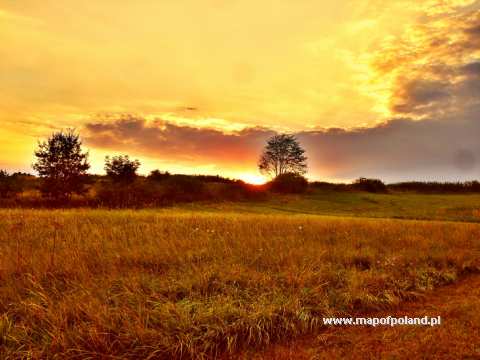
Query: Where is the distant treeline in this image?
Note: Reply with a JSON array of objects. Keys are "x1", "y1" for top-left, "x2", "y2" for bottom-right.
[
  {"x1": 388, "y1": 181, "x2": 480, "y2": 193},
  {"x1": 0, "y1": 171, "x2": 267, "y2": 208},
  {"x1": 312, "y1": 178, "x2": 480, "y2": 194},
  {"x1": 1, "y1": 172, "x2": 479, "y2": 208}
]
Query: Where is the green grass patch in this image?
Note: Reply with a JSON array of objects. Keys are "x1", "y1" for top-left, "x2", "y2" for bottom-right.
[{"x1": 176, "y1": 190, "x2": 480, "y2": 223}]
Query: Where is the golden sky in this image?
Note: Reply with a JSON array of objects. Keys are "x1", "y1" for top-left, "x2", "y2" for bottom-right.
[{"x1": 1, "y1": 0, "x2": 479, "y2": 182}]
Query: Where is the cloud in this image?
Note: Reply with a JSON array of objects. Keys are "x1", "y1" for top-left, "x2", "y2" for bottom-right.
[
  {"x1": 391, "y1": 79, "x2": 453, "y2": 115},
  {"x1": 83, "y1": 115, "x2": 274, "y2": 167},
  {"x1": 307, "y1": 1, "x2": 480, "y2": 181},
  {"x1": 83, "y1": 108, "x2": 480, "y2": 182},
  {"x1": 465, "y1": 22, "x2": 480, "y2": 34},
  {"x1": 81, "y1": 3, "x2": 480, "y2": 182},
  {"x1": 371, "y1": 5, "x2": 480, "y2": 119},
  {"x1": 298, "y1": 107, "x2": 480, "y2": 181},
  {"x1": 461, "y1": 61, "x2": 480, "y2": 75}
]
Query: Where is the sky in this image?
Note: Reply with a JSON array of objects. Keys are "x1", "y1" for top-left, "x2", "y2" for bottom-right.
[{"x1": 1, "y1": 0, "x2": 479, "y2": 183}]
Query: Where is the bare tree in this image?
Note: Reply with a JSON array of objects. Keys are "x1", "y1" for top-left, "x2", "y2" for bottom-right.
[{"x1": 258, "y1": 134, "x2": 307, "y2": 178}]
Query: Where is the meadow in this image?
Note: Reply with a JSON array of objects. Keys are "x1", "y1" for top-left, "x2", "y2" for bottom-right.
[
  {"x1": 178, "y1": 190, "x2": 480, "y2": 223},
  {"x1": 1, "y1": 191, "x2": 480, "y2": 359}
]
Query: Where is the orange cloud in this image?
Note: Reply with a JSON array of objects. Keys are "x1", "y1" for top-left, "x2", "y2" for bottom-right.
[
  {"x1": 83, "y1": 115, "x2": 274, "y2": 167},
  {"x1": 82, "y1": 108, "x2": 480, "y2": 182},
  {"x1": 370, "y1": 6, "x2": 480, "y2": 118}
]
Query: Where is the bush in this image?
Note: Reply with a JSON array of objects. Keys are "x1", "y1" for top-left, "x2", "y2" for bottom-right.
[
  {"x1": 0, "y1": 171, "x2": 23, "y2": 199},
  {"x1": 353, "y1": 178, "x2": 388, "y2": 193},
  {"x1": 269, "y1": 173, "x2": 308, "y2": 194},
  {"x1": 163, "y1": 175, "x2": 209, "y2": 202},
  {"x1": 208, "y1": 181, "x2": 268, "y2": 201},
  {"x1": 310, "y1": 181, "x2": 350, "y2": 192},
  {"x1": 95, "y1": 179, "x2": 163, "y2": 208},
  {"x1": 147, "y1": 170, "x2": 171, "y2": 182}
]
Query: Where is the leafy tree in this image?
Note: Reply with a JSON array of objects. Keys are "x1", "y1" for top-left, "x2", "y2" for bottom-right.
[
  {"x1": 32, "y1": 129, "x2": 90, "y2": 199},
  {"x1": 258, "y1": 134, "x2": 307, "y2": 178},
  {"x1": 104, "y1": 155, "x2": 141, "y2": 183}
]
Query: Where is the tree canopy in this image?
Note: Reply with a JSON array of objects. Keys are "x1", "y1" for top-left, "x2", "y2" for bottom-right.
[
  {"x1": 258, "y1": 134, "x2": 307, "y2": 178},
  {"x1": 32, "y1": 129, "x2": 90, "y2": 199},
  {"x1": 104, "y1": 155, "x2": 141, "y2": 183}
]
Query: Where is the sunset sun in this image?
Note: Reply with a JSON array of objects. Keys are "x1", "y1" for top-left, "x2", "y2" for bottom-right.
[{"x1": 239, "y1": 173, "x2": 267, "y2": 185}]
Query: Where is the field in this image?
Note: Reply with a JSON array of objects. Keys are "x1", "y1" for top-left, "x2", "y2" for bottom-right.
[
  {"x1": 178, "y1": 190, "x2": 480, "y2": 222},
  {"x1": 1, "y1": 191, "x2": 480, "y2": 359}
]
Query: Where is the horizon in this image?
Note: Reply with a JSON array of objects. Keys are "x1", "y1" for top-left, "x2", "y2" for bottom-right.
[
  {"x1": 1, "y1": 1, "x2": 479, "y2": 182},
  {"x1": 6, "y1": 165, "x2": 480, "y2": 186}
]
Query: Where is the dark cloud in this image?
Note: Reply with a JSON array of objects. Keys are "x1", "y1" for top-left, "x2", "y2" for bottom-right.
[
  {"x1": 84, "y1": 109, "x2": 480, "y2": 182},
  {"x1": 84, "y1": 115, "x2": 274, "y2": 165},
  {"x1": 454, "y1": 149, "x2": 476, "y2": 172},
  {"x1": 465, "y1": 24, "x2": 480, "y2": 35},
  {"x1": 391, "y1": 79, "x2": 452, "y2": 115},
  {"x1": 297, "y1": 107, "x2": 480, "y2": 181},
  {"x1": 461, "y1": 61, "x2": 480, "y2": 76},
  {"x1": 374, "y1": 8, "x2": 480, "y2": 118}
]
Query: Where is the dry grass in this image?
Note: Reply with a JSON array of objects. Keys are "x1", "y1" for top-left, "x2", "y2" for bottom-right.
[
  {"x1": 247, "y1": 275, "x2": 480, "y2": 359},
  {"x1": 0, "y1": 209, "x2": 479, "y2": 359}
]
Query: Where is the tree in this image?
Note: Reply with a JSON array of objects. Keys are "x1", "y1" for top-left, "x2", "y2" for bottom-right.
[
  {"x1": 32, "y1": 129, "x2": 90, "y2": 199},
  {"x1": 258, "y1": 134, "x2": 307, "y2": 178},
  {"x1": 104, "y1": 155, "x2": 141, "y2": 183}
]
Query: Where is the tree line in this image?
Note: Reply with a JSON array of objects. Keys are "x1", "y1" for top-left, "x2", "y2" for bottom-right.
[
  {"x1": 0, "y1": 129, "x2": 309, "y2": 207},
  {"x1": 0, "y1": 129, "x2": 479, "y2": 208}
]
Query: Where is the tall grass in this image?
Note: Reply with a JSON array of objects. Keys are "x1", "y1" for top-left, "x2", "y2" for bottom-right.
[{"x1": 0, "y1": 210, "x2": 479, "y2": 358}]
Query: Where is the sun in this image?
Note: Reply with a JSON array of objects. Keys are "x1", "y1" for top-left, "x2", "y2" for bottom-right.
[{"x1": 239, "y1": 173, "x2": 267, "y2": 185}]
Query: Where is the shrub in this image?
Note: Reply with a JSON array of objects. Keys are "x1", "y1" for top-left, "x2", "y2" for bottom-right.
[
  {"x1": 353, "y1": 178, "x2": 388, "y2": 193},
  {"x1": 163, "y1": 175, "x2": 209, "y2": 202},
  {"x1": 0, "y1": 170, "x2": 18, "y2": 198},
  {"x1": 310, "y1": 181, "x2": 350, "y2": 192},
  {"x1": 147, "y1": 170, "x2": 171, "y2": 182},
  {"x1": 208, "y1": 181, "x2": 268, "y2": 201},
  {"x1": 95, "y1": 179, "x2": 164, "y2": 208},
  {"x1": 0, "y1": 171, "x2": 32, "y2": 199},
  {"x1": 269, "y1": 173, "x2": 308, "y2": 194}
]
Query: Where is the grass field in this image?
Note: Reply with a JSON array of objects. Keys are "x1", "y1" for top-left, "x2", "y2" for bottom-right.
[
  {"x1": 247, "y1": 275, "x2": 480, "y2": 359},
  {"x1": 1, "y1": 191, "x2": 480, "y2": 359},
  {"x1": 177, "y1": 190, "x2": 480, "y2": 222}
]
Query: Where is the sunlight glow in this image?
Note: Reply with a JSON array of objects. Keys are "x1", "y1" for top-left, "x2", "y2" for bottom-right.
[
  {"x1": 1, "y1": 1, "x2": 478, "y2": 181},
  {"x1": 239, "y1": 173, "x2": 267, "y2": 185}
]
